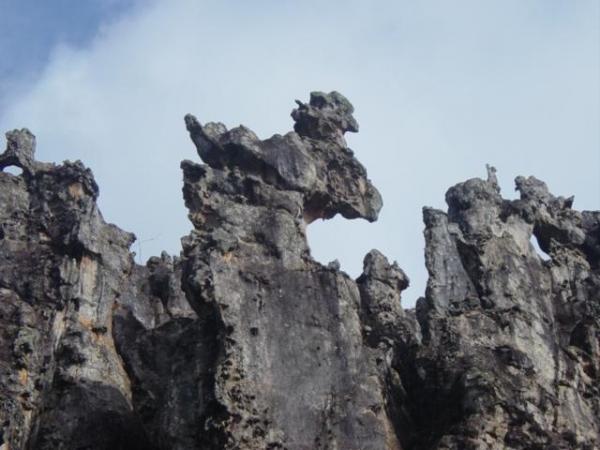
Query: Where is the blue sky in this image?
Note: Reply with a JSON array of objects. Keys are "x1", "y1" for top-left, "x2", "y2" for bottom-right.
[
  {"x1": 0, "y1": 0, "x2": 139, "y2": 108},
  {"x1": 1, "y1": 1, "x2": 598, "y2": 306}
]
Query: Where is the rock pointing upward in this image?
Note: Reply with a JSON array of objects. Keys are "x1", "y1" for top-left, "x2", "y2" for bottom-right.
[
  {"x1": 179, "y1": 92, "x2": 393, "y2": 448},
  {"x1": 0, "y1": 92, "x2": 598, "y2": 449},
  {"x1": 185, "y1": 91, "x2": 382, "y2": 223}
]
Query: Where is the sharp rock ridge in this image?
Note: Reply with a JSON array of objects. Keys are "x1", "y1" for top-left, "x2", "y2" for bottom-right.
[{"x1": 0, "y1": 92, "x2": 598, "y2": 449}]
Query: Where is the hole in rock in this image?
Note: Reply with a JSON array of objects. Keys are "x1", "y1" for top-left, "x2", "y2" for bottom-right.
[
  {"x1": 306, "y1": 215, "x2": 424, "y2": 309},
  {"x1": 306, "y1": 216, "x2": 375, "y2": 278},
  {"x1": 3, "y1": 166, "x2": 22, "y2": 176},
  {"x1": 530, "y1": 235, "x2": 551, "y2": 261}
]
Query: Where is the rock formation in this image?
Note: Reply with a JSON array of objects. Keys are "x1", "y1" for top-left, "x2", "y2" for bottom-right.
[{"x1": 0, "y1": 92, "x2": 598, "y2": 449}]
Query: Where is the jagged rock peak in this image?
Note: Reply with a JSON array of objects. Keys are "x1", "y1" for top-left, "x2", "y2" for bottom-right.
[
  {"x1": 183, "y1": 91, "x2": 382, "y2": 222},
  {"x1": 291, "y1": 91, "x2": 359, "y2": 144},
  {"x1": 408, "y1": 167, "x2": 600, "y2": 449},
  {"x1": 176, "y1": 93, "x2": 399, "y2": 449},
  {"x1": 1, "y1": 93, "x2": 599, "y2": 450},
  {"x1": 0, "y1": 129, "x2": 38, "y2": 174}
]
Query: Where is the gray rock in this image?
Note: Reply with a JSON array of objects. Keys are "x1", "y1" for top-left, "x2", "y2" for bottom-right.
[
  {"x1": 0, "y1": 93, "x2": 598, "y2": 449},
  {"x1": 178, "y1": 92, "x2": 395, "y2": 449},
  {"x1": 0, "y1": 130, "x2": 149, "y2": 449},
  {"x1": 185, "y1": 91, "x2": 382, "y2": 223},
  {"x1": 291, "y1": 91, "x2": 359, "y2": 146},
  {"x1": 396, "y1": 169, "x2": 600, "y2": 449},
  {"x1": 0, "y1": 129, "x2": 37, "y2": 174}
]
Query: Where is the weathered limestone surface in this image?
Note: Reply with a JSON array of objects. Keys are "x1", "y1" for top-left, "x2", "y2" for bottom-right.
[
  {"x1": 0, "y1": 134, "x2": 150, "y2": 449},
  {"x1": 0, "y1": 92, "x2": 598, "y2": 449},
  {"x1": 397, "y1": 171, "x2": 600, "y2": 449},
  {"x1": 178, "y1": 92, "x2": 394, "y2": 450}
]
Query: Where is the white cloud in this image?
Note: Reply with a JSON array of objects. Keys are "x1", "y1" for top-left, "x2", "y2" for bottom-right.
[{"x1": 1, "y1": 0, "x2": 598, "y2": 306}]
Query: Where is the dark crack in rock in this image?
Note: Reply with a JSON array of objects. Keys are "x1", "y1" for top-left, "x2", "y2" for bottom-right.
[{"x1": 0, "y1": 92, "x2": 598, "y2": 450}]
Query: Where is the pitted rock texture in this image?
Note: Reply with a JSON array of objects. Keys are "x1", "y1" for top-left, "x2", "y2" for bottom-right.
[
  {"x1": 398, "y1": 172, "x2": 600, "y2": 449},
  {"x1": 0, "y1": 92, "x2": 598, "y2": 450},
  {"x1": 179, "y1": 91, "x2": 393, "y2": 449},
  {"x1": 0, "y1": 136, "x2": 150, "y2": 449}
]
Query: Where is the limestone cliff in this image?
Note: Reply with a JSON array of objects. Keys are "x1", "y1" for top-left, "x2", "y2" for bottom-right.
[{"x1": 0, "y1": 92, "x2": 598, "y2": 449}]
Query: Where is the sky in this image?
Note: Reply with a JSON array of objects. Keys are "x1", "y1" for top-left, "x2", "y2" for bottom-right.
[{"x1": 1, "y1": 0, "x2": 598, "y2": 307}]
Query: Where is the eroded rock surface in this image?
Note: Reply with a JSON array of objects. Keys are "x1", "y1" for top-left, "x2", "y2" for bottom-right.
[
  {"x1": 397, "y1": 171, "x2": 600, "y2": 449},
  {"x1": 0, "y1": 92, "x2": 598, "y2": 449},
  {"x1": 179, "y1": 91, "x2": 393, "y2": 449},
  {"x1": 0, "y1": 133, "x2": 149, "y2": 449}
]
